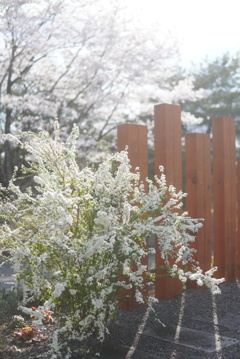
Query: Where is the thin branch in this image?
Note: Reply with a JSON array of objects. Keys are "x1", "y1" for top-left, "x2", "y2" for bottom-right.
[
  {"x1": 49, "y1": 46, "x2": 83, "y2": 93},
  {"x1": 97, "y1": 82, "x2": 129, "y2": 140}
]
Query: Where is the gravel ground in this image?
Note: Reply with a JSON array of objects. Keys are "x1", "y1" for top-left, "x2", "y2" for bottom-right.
[
  {"x1": 1, "y1": 282, "x2": 240, "y2": 358},
  {"x1": 105, "y1": 281, "x2": 240, "y2": 359}
]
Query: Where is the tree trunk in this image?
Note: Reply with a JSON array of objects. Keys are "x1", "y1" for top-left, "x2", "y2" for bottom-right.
[
  {"x1": 2, "y1": 108, "x2": 13, "y2": 186},
  {"x1": 1, "y1": 39, "x2": 15, "y2": 187}
]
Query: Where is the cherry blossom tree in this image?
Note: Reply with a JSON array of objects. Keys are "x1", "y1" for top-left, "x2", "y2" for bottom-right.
[{"x1": 0, "y1": 0, "x2": 200, "y2": 186}]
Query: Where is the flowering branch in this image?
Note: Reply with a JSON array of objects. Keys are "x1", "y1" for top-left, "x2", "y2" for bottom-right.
[{"x1": 0, "y1": 123, "x2": 224, "y2": 357}]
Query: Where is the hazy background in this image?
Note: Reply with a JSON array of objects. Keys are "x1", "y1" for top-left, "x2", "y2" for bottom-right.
[{"x1": 128, "y1": 0, "x2": 240, "y2": 66}]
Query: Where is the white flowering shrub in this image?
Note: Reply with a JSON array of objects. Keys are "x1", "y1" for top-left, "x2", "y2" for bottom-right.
[{"x1": 0, "y1": 123, "x2": 224, "y2": 358}]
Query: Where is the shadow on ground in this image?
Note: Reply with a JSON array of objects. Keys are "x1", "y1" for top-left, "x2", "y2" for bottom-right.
[
  {"x1": 1, "y1": 260, "x2": 240, "y2": 359},
  {"x1": 98, "y1": 282, "x2": 240, "y2": 359}
]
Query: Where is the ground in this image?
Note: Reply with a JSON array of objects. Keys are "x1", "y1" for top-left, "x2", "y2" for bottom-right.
[{"x1": 1, "y1": 282, "x2": 240, "y2": 359}]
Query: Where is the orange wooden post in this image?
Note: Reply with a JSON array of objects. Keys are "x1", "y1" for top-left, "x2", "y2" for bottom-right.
[
  {"x1": 185, "y1": 133, "x2": 212, "y2": 288},
  {"x1": 237, "y1": 161, "x2": 240, "y2": 278},
  {"x1": 117, "y1": 123, "x2": 148, "y2": 310},
  {"x1": 212, "y1": 117, "x2": 237, "y2": 282},
  {"x1": 117, "y1": 124, "x2": 148, "y2": 184},
  {"x1": 154, "y1": 103, "x2": 183, "y2": 300}
]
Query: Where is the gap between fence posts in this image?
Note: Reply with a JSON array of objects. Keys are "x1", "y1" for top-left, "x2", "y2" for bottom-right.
[
  {"x1": 185, "y1": 133, "x2": 212, "y2": 289},
  {"x1": 154, "y1": 103, "x2": 183, "y2": 300},
  {"x1": 212, "y1": 117, "x2": 237, "y2": 282},
  {"x1": 117, "y1": 123, "x2": 148, "y2": 310}
]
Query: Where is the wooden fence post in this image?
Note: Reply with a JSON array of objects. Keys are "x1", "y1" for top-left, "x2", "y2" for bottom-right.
[
  {"x1": 237, "y1": 161, "x2": 240, "y2": 278},
  {"x1": 154, "y1": 103, "x2": 183, "y2": 300},
  {"x1": 117, "y1": 123, "x2": 148, "y2": 310},
  {"x1": 185, "y1": 133, "x2": 212, "y2": 288},
  {"x1": 212, "y1": 117, "x2": 237, "y2": 282}
]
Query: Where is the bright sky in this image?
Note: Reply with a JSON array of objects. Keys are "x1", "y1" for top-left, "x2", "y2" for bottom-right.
[{"x1": 128, "y1": 0, "x2": 240, "y2": 67}]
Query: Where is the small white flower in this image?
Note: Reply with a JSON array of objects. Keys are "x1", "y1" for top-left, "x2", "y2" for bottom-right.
[
  {"x1": 52, "y1": 283, "x2": 66, "y2": 298},
  {"x1": 135, "y1": 290, "x2": 144, "y2": 304},
  {"x1": 69, "y1": 289, "x2": 76, "y2": 295}
]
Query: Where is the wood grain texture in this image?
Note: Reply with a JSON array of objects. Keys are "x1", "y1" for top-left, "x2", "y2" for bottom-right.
[
  {"x1": 185, "y1": 133, "x2": 212, "y2": 289},
  {"x1": 154, "y1": 104, "x2": 183, "y2": 300},
  {"x1": 237, "y1": 161, "x2": 240, "y2": 278},
  {"x1": 117, "y1": 123, "x2": 148, "y2": 310},
  {"x1": 212, "y1": 117, "x2": 237, "y2": 282}
]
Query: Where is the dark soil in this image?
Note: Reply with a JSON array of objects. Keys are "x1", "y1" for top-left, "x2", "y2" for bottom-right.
[{"x1": 1, "y1": 282, "x2": 240, "y2": 359}]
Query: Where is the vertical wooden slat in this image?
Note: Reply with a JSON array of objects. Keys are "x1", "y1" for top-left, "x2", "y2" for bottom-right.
[
  {"x1": 203, "y1": 135, "x2": 212, "y2": 270},
  {"x1": 185, "y1": 133, "x2": 212, "y2": 288},
  {"x1": 154, "y1": 103, "x2": 183, "y2": 300},
  {"x1": 237, "y1": 161, "x2": 240, "y2": 278},
  {"x1": 117, "y1": 123, "x2": 148, "y2": 310},
  {"x1": 154, "y1": 104, "x2": 182, "y2": 189},
  {"x1": 117, "y1": 123, "x2": 148, "y2": 186},
  {"x1": 212, "y1": 117, "x2": 237, "y2": 282}
]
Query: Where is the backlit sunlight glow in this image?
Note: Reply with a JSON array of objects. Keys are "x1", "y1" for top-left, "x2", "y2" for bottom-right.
[
  {"x1": 170, "y1": 291, "x2": 186, "y2": 359},
  {"x1": 126, "y1": 0, "x2": 240, "y2": 66},
  {"x1": 236, "y1": 278, "x2": 240, "y2": 289},
  {"x1": 211, "y1": 294, "x2": 222, "y2": 354},
  {"x1": 173, "y1": 292, "x2": 186, "y2": 342},
  {"x1": 125, "y1": 306, "x2": 151, "y2": 359}
]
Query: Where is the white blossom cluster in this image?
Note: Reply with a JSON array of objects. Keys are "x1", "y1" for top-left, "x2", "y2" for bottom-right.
[{"x1": 0, "y1": 123, "x2": 224, "y2": 357}]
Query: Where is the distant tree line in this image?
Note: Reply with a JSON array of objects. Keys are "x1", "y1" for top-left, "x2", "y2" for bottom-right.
[{"x1": 180, "y1": 52, "x2": 240, "y2": 142}]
